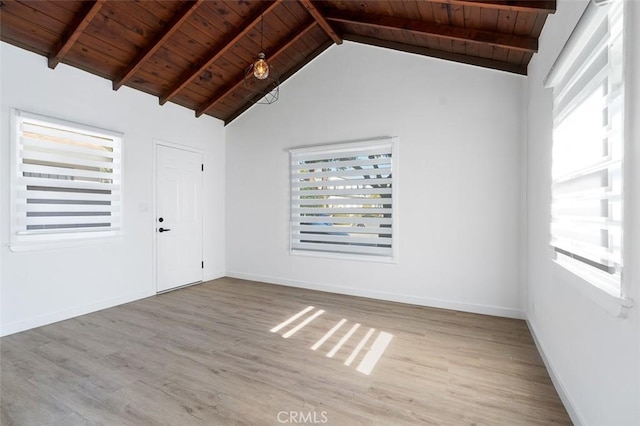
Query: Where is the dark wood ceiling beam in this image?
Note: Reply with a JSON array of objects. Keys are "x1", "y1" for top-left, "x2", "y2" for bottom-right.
[
  {"x1": 196, "y1": 21, "x2": 318, "y2": 117},
  {"x1": 344, "y1": 34, "x2": 527, "y2": 75},
  {"x1": 48, "y1": 0, "x2": 106, "y2": 69},
  {"x1": 432, "y1": 0, "x2": 556, "y2": 14},
  {"x1": 112, "y1": 0, "x2": 204, "y2": 91},
  {"x1": 159, "y1": 0, "x2": 282, "y2": 106},
  {"x1": 298, "y1": 0, "x2": 342, "y2": 45},
  {"x1": 224, "y1": 40, "x2": 334, "y2": 125},
  {"x1": 327, "y1": 11, "x2": 537, "y2": 52}
]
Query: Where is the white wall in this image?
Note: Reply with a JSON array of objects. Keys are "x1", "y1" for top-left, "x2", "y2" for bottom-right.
[
  {"x1": 525, "y1": 1, "x2": 640, "y2": 425},
  {"x1": 0, "y1": 43, "x2": 226, "y2": 336},
  {"x1": 226, "y1": 42, "x2": 526, "y2": 318}
]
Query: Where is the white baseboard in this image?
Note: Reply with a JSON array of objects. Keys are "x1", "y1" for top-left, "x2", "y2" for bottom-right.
[
  {"x1": 526, "y1": 319, "x2": 584, "y2": 426},
  {"x1": 226, "y1": 271, "x2": 525, "y2": 319},
  {"x1": 204, "y1": 271, "x2": 226, "y2": 282},
  {"x1": 2, "y1": 272, "x2": 226, "y2": 337},
  {"x1": 0, "y1": 289, "x2": 154, "y2": 337}
]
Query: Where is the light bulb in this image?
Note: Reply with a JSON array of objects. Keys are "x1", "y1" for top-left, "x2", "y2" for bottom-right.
[{"x1": 253, "y1": 53, "x2": 269, "y2": 80}]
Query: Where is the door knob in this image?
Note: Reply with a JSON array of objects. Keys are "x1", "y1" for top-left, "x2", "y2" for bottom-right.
[{"x1": 158, "y1": 227, "x2": 171, "y2": 233}]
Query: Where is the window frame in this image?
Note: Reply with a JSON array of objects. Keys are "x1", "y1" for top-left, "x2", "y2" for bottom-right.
[
  {"x1": 9, "y1": 109, "x2": 124, "y2": 252},
  {"x1": 544, "y1": 0, "x2": 630, "y2": 307},
  {"x1": 289, "y1": 137, "x2": 399, "y2": 263}
]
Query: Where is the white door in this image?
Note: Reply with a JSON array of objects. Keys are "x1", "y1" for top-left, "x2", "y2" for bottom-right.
[{"x1": 156, "y1": 144, "x2": 203, "y2": 292}]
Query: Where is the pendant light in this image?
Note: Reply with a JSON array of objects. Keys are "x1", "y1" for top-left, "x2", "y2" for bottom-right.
[
  {"x1": 253, "y1": 52, "x2": 269, "y2": 80},
  {"x1": 252, "y1": 16, "x2": 269, "y2": 80},
  {"x1": 244, "y1": 12, "x2": 279, "y2": 104}
]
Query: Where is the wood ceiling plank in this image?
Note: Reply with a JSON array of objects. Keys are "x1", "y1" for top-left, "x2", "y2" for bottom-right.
[
  {"x1": 97, "y1": 2, "x2": 158, "y2": 47},
  {"x1": 298, "y1": 0, "x2": 343, "y2": 44},
  {"x1": 300, "y1": 17, "x2": 334, "y2": 47},
  {"x1": 13, "y1": 0, "x2": 78, "y2": 27},
  {"x1": 477, "y1": 41, "x2": 494, "y2": 59},
  {"x1": 450, "y1": 3, "x2": 465, "y2": 27},
  {"x1": 172, "y1": 86, "x2": 210, "y2": 105},
  {"x1": 113, "y1": 0, "x2": 204, "y2": 90},
  {"x1": 48, "y1": 0, "x2": 106, "y2": 69},
  {"x1": 159, "y1": 0, "x2": 282, "y2": 105},
  {"x1": 491, "y1": 46, "x2": 509, "y2": 62},
  {"x1": 438, "y1": 37, "x2": 454, "y2": 54},
  {"x1": 76, "y1": 32, "x2": 133, "y2": 63},
  {"x1": 327, "y1": 10, "x2": 537, "y2": 52},
  {"x1": 43, "y1": 0, "x2": 88, "y2": 15},
  {"x1": 506, "y1": 48, "x2": 525, "y2": 64},
  {"x1": 83, "y1": 4, "x2": 159, "y2": 56},
  {"x1": 512, "y1": 10, "x2": 538, "y2": 36},
  {"x1": 63, "y1": 38, "x2": 129, "y2": 77},
  {"x1": 255, "y1": 10, "x2": 294, "y2": 52},
  {"x1": 180, "y1": 20, "x2": 226, "y2": 54},
  {"x1": 451, "y1": 40, "x2": 467, "y2": 56},
  {"x1": 126, "y1": 66, "x2": 174, "y2": 91},
  {"x1": 408, "y1": 32, "x2": 439, "y2": 52},
  {"x1": 343, "y1": 33, "x2": 526, "y2": 74},
  {"x1": 0, "y1": 5, "x2": 61, "y2": 45},
  {"x1": 429, "y1": 1, "x2": 556, "y2": 14},
  {"x1": 277, "y1": 1, "x2": 310, "y2": 30},
  {"x1": 389, "y1": 0, "x2": 408, "y2": 18},
  {"x1": 327, "y1": 0, "x2": 394, "y2": 16},
  {"x1": 463, "y1": 4, "x2": 481, "y2": 28},
  {"x1": 388, "y1": 1, "x2": 418, "y2": 45},
  {"x1": 138, "y1": 47, "x2": 195, "y2": 84},
  {"x1": 465, "y1": 41, "x2": 479, "y2": 58},
  {"x1": 220, "y1": 0, "x2": 256, "y2": 20},
  {"x1": 478, "y1": 7, "x2": 499, "y2": 32},
  {"x1": 158, "y1": 34, "x2": 207, "y2": 69},
  {"x1": 531, "y1": 12, "x2": 549, "y2": 37},
  {"x1": 187, "y1": 4, "x2": 228, "y2": 43},
  {"x1": 0, "y1": 18, "x2": 57, "y2": 55},
  {"x1": 399, "y1": 1, "x2": 423, "y2": 21},
  {"x1": 496, "y1": 9, "x2": 517, "y2": 34},
  {"x1": 431, "y1": 2, "x2": 451, "y2": 25},
  {"x1": 416, "y1": 1, "x2": 436, "y2": 22},
  {"x1": 195, "y1": 3, "x2": 272, "y2": 66},
  {"x1": 196, "y1": 21, "x2": 319, "y2": 117}
]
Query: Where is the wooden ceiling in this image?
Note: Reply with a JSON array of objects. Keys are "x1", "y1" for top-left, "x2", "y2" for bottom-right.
[{"x1": 0, "y1": 0, "x2": 555, "y2": 124}]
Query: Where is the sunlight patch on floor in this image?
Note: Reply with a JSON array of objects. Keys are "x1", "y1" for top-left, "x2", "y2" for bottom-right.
[
  {"x1": 270, "y1": 306, "x2": 315, "y2": 333},
  {"x1": 283, "y1": 309, "x2": 325, "y2": 338},
  {"x1": 311, "y1": 318, "x2": 347, "y2": 350},
  {"x1": 270, "y1": 306, "x2": 393, "y2": 376},
  {"x1": 345, "y1": 327, "x2": 376, "y2": 366}
]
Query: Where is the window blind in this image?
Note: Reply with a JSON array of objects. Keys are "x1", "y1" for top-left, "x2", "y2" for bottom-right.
[
  {"x1": 290, "y1": 139, "x2": 395, "y2": 258},
  {"x1": 545, "y1": 0, "x2": 624, "y2": 293},
  {"x1": 11, "y1": 110, "x2": 123, "y2": 249}
]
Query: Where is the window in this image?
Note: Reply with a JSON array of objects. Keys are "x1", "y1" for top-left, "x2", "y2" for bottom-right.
[
  {"x1": 545, "y1": 0, "x2": 624, "y2": 296},
  {"x1": 10, "y1": 109, "x2": 123, "y2": 251},
  {"x1": 290, "y1": 138, "x2": 397, "y2": 260}
]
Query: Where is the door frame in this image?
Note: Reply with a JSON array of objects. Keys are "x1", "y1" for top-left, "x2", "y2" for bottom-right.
[{"x1": 152, "y1": 139, "x2": 204, "y2": 294}]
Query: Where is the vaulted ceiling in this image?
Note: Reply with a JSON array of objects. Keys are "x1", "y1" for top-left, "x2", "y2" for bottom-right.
[{"x1": 0, "y1": 0, "x2": 555, "y2": 124}]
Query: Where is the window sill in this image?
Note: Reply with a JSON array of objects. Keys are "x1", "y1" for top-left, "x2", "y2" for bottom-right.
[
  {"x1": 551, "y1": 258, "x2": 634, "y2": 318},
  {"x1": 9, "y1": 235, "x2": 122, "y2": 253},
  {"x1": 291, "y1": 249, "x2": 398, "y2": 264}
]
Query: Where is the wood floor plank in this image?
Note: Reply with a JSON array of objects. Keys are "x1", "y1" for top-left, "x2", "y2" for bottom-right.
[{"x1": 0, "y1": 277, "x2": 571, "y2": 425}]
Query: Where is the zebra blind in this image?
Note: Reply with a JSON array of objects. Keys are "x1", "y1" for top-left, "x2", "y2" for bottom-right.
[
  {"x1": 545, "y1": 0, "x2": 624, "y2": 294},
  {"x1": 290, "y1": 139, "x2": 395, "y2": 258},
  {"x1": 11, "y1": 110, "x2": 123, "y2": 250}
]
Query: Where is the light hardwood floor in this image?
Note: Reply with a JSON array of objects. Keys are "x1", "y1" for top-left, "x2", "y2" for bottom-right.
[{"x1": 1, "y1": 278, "x2": 571, "y2": 425}]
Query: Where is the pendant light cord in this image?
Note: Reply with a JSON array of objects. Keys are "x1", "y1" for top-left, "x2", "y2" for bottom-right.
[{"x1": 260, "y1": 14, "x2": 264, "y2": 53}]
